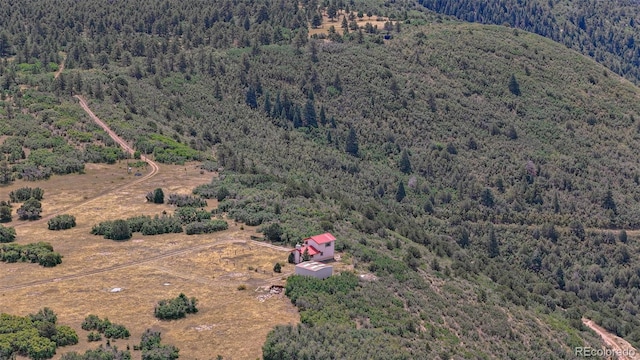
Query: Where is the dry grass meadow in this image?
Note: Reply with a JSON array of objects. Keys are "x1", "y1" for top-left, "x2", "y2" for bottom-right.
[
  {"x1": 308, "y1": 10, "x2": 391, "y2": 37},
  {"x1": 0, "y1": 161, "x2": 299, "y2": 360}
]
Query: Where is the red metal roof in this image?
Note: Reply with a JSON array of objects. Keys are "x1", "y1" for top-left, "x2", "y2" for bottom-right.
[
  {"x1": 305, "y1": 233, "x2": 336, "y2": 245},
  {"x1": 293, "y1": 245, "x2": 320, "y2": 256}
]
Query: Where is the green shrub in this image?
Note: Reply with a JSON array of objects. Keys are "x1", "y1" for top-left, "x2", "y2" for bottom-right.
[
  {"x1": 185, "y1": 220, "x2": 228, "y2": 235},
  {"x1": 47, "y1": 214, "x2": 76, "y2": 230},
  {"x1": 0, "y1": 225, "x2": 16, "y2": 243},
  {"x1": 0, "y1": 242, "x2": 61, "y2": 267},
  {"x1": 0, "y1": 205, "x2": 12, "y2": 223},
  {"x1": 154, "y1": 293, "x2": 198, "y2": 320},
  {"x1": 104, "y1": 323, "x2": 130, "y2": 339},
  {"x1": 17, "y1": 198, "x2": 42, "y2": 220},
  {"x1": 167, "y1": 193, "x2": 206, "y2": 207},
  {"x1": 109, "y1": 220, "x2": 132, "y2": 240},
  {"x1": 53, "y1": 325, "x2": 79, "y2": 346},
  {"x1": 9, "y1": 187, "x2": 44, "y2": 202},
  {"x1": 0, "y1": 309, "x2": 77, "y2": 359},
  {"x1": 175, "y1": 207, "x2": 211, "y2": 224},
  {"x1": 139, "y1": 329, "x2": 180, "y2": 360},
  {"x1": 87, "y1": 332, "x2": 101, "y2": 342}
]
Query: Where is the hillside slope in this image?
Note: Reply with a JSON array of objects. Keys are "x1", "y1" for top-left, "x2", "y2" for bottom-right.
[
  {"x1": 418, "y1": 0, "x2": 640, "y2": 85},
  {"x1": 2, "y1": 1, "x2": 640, "y2": 358}
]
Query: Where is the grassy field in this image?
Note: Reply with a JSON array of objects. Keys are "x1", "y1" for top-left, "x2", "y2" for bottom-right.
[
  {"x1": 308, "y1": 9, "x2": 391, "y2": 37},
  {"x1": 0, "y1": 162, "x2": 299, "y2": 360}
]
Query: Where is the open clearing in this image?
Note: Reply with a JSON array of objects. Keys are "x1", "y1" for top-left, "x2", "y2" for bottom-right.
[
  {"x1": 0, "y1": 162, "x2": 298, "y2": 359},
  {"x1": 309, "y1": 10, "x2": 392, "y2": 37}
]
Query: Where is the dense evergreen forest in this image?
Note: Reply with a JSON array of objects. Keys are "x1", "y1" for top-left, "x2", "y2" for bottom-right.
[{"x1": 3, "y1": 0, "x2": 640, "y2": 358}]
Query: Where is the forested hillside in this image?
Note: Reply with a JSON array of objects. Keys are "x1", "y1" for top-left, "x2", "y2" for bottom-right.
[
  {"x1": 2, "y1": 0, "x2": 640, "y2": 358},
  {"x1": 418, "y1": 0, "x2": 640, "y2": 84}
]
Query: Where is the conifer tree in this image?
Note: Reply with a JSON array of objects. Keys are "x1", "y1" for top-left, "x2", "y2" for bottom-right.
[
  {"x1": 399, "y1": 150, "x2": 411, "y2": 174},
  {"x1": 346, "y1": 128, "x2": 359, "y2": 156},
  {"x1": 508, "y1": 74, "x2": 521, "y2": 96},
  {"x1": 396, "y1": 181, "x2": 406, "y2": 202}
]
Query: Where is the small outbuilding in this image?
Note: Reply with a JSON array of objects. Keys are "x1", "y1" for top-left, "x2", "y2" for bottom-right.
[{"x1": 294, "y1": 261, "x2": 333, "y2": 280}]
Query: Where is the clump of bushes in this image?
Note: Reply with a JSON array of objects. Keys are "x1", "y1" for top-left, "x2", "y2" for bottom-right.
[
  {"x1": 175, "y1": 207, "x2": 211, "y2": 224},
  {"x1": 135, "y1": 329, "x2": 180, "y2": 360},
  {"x1": 9, "y1": 186, "x2": 44, "y2": 202},
  {"x1": 92, "y1": 214, "x2": 183, "y2": 239},
  {"x1": 167, "y1": 193, "x2": 207, "y2": 207},
  {"x1": 185, "y1": 219, "x2": 228, "y2": 235},
  {"x1": 61, "y1": 347, "x2": 131, "y2": 359},
  {"x1": 48, "y1": 214, "x2": 76, "y2": 230},
  {"x1": 0, "y1": 308, "x2": 78, "y2": 360},
  {"x1": 17, "y1": 198, "x2": 42, "y2": 220},
  {"x1": 146, "y1": 188, "x2": 165, "y2": 204},
  {"x1": 91, "y1": 219, "x2": 132, "y2": 240},
  {"x1": 81, "y1": 314, "x2": 130, "y2": 339},
  {"x1": 0, "y1": 225, "x2": 16, "y2": 243},
  {"x1": 87, "y1": 332, "x2": 102, "y2": 342},
  {"x1": 0, "y1": 242, "x2": 62, "y2": 267},
  {"x1": 154, "y1": 293, "x2": 198, "y2": 320},
  {"x1": 0, "y1": 201, "x2": 12, "y2": 223}
]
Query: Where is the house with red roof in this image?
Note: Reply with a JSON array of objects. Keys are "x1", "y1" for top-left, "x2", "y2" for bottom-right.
[{"x1": 291, "y1": 232, "x2": 336, "y2": 264}]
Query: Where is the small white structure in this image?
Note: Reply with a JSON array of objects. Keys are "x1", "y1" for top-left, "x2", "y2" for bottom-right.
[
  {"x1": 291, "y1": 232, "x2": 336, "y2": 264},
  {"x1": 295, "y1": 261, "x2": 333, "y2": 279}
]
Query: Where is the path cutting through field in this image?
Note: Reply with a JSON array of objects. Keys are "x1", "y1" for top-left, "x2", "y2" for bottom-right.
[
  {"x1": 53, "y1": 54, "x2": 65, "y2": 79},
  {"x1": 582, "y1": 318, "x2": 640, "y2": 360},
  {"x1": 0, "y1": 237, "x2": 290, "y2": 291},
  {"x1": 13, "y1": 96, "x2": 159, "y2": 228}
]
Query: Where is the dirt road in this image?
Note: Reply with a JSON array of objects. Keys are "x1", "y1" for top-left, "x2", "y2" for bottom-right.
[
  {"x1": 53, "y1": 54, "x2": 65, "y2": 79},
  {"x1": 582, "y1": 318, "x2": 639, "y2": 360},
  {"x1": 13, "y1": 97, "x2": 159, "y2": 228}
]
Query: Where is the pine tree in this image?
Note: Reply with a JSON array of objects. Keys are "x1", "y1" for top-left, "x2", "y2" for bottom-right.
[
  {"x1": 304, "y1": 100, "x2": 317, "y2": 127},
  {"x1": 263, "y1": 91, "x2": 271, "y2": 116},
  {"x1": 399, "y1": 150, "x2": 411, "y2": 174},
  {"x1": 603, "y1": 190, "x2": 617, "y2": 214},
  {"x1": 0, "y1": 160, "x2": 12, "y2": 184},
  {"x1": 346, "y1": 128, "x2": 359, "y2": 156},
  {"x1": 457, "y1": 228, "x2": 470, "y2": 248},
  {"x1": 396, "y1": 181, "x2": 406, "y2": 202},
  {"x1": 487, "y1": 226, "x2": 499, "y2": 258},
  {"x1": 319, "y1": 106, "x2": 326, "y2": 125},
  {"x1": 245, "y1": 86, "x2": 257, "y2": 109},
  {"x1": 508, "y1": 74, "x2": 521, "y2": 96},
  {"x1": 556, "y1": 267, "x2": 565, "y2": 290},
  {"x1": 480, "y1": 188, "x2": 494, "y2": 208}
]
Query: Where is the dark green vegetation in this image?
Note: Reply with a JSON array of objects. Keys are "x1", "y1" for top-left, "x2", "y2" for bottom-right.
[
  {"x1": 147, "y1": 188, "x2": 165, "y2": 204},
  {"x1": 47, "y1": 214, "x2": 76, "y2": 230},
  {"x1": 2, "y1": 0, "x2": 640, "y2": 357},
  {"x1": 17, "y1": 198, "x2": 42, "y2": 220},
  {"x1": 0, "y1": 224, "x2": 15, "y2": 243},
  {"x1": 9, "y1": 187, "x2": 44, "y2": 202},
  {"x1": 60, "y1": 347, "x2": 131, "y2": 360},
  {"x1": 154, "y1": 294, "x2": 198, "y2": 320},
  {"x1": 0, "y1": 308, "x2": 78, "y2": 360},
  {"x1": 184, "y1": 219, "x2": 228, "y2": 235},
  {"x1": 0, "y1": 242, "x2": 62, "y2": 267},
  {"x1": 81, "y1": 315, "x2": 130, "y2": 340},
  {"x1": 0, "y1": 201, "x2": 11, "y2": 223},
  {"x1": 135, "y1": 329, "x2": 179, "y2": 360},
  {"x1": 90, "y1": 210, "x2": 223, "y2": 239},
  {"x1": 418, "y1": 0, "x2": 640, "y2": 85}
]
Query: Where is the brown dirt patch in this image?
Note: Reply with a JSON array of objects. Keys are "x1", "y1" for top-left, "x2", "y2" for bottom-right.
[
  {"x1": 309, "y1": 10, "x2": 392, "y2": 37},
  {"x1": 0, "y1": 163, "x2": 298, "y2": 359}
]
